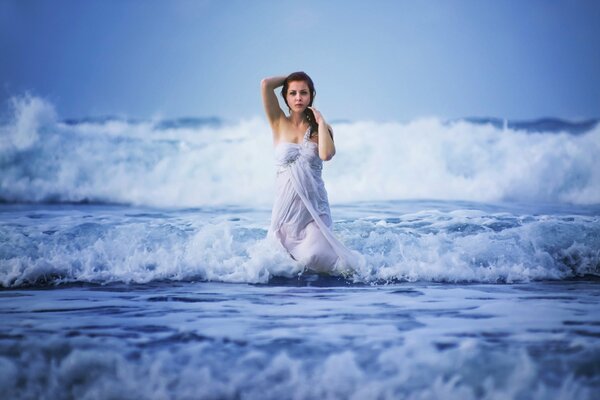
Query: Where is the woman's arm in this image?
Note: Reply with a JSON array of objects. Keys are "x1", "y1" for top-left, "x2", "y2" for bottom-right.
[
  {"x1": 309, "y1": 107, "x2": 336, "y2": 161},
  {"x1": 261, "y1": 76, "x2": 286, "y2": 133}
]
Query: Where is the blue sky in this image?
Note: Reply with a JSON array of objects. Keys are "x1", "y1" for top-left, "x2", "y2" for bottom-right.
[{"x1": 1, "y1": 0, "x2": 599, "y2": 121}]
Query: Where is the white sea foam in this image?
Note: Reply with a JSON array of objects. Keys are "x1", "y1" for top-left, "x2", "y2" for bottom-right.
[
  {"x1": 1, "y1": 205, "x2": 597, "y2": 287},
  {"x1": 0, "y1": 337, "x2": 595, "y2": 400},
  {"x1": 0, "y1": 218, "x2": 301, "y2": 287},
  {"x1": 1, "y1": 95, "x2": 598, "y2": 287},
  {"x1": 1, "y1": 95, "x2": 599, "y2": 207}
]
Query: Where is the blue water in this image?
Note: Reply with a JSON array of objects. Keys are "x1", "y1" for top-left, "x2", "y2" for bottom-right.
[
  {"x1": 0, "y1": 279, "x2": 598, "y2": 399},
  {"x1": 1, "y1": 201, "x2": 599, "y2": 399},
  {"x1": 1, "y1": 96, "x2": 599, "y2": 398}
]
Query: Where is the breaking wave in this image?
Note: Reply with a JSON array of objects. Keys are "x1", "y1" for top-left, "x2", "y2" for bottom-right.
[{"x1": 1, "y1": 95, "x2": 599, "y2": 207}]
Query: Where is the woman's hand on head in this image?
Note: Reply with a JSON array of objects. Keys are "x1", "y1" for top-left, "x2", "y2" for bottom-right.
[{"x1": 308, "y1": 107, "x2": 325, "y2": 125}]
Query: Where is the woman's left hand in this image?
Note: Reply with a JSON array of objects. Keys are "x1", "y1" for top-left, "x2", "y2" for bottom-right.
[{"x1": 308, "y1": 106, "x2": 325, "y2": 125}]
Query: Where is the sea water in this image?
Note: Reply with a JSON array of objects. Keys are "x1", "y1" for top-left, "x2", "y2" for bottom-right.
[{"x1": 1, "y1": 96, "x2": 599, "y2": 399}]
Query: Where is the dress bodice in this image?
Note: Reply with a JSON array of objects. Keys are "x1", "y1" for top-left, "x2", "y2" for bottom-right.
[{"x1": 274, "y1": 128, "x2": 322, "y2": 173}]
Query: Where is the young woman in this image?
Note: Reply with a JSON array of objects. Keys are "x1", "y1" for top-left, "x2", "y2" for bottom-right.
[{"x1": 261, "y1": 71, "x2": 357, "y2": 273}]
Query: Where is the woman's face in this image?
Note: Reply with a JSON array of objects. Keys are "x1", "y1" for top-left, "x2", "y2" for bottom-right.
[{"x1": 286, "y1": 80, "x2": 311, "y2": 113}]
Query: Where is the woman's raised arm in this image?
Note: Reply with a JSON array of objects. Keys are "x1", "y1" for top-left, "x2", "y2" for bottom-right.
[
  {"x1": 261, "y1": 76, "x2": 286, "y2": 132},
  {"x1": 309, "y1": 107, "x2": 336, "y2": 161}
]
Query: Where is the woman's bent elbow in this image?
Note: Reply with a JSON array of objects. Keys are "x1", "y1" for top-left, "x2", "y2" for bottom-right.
[{"x1": 320, "y1": 151, "x2": 335, "y2": 161}]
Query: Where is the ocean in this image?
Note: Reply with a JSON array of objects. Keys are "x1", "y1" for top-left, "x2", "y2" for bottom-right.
[{"x1": 1, "y1": 95, "x2": 599, "y2": 399}]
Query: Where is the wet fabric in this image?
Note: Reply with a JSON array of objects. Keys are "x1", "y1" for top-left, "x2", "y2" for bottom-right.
[{"x1": 268, "y1": 128, "x2": 357, "y2": 273}]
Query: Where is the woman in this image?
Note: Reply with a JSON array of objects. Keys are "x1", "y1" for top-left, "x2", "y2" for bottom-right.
[{"x1": 261, "y1": 71, "x2": 357, "y2": 273}]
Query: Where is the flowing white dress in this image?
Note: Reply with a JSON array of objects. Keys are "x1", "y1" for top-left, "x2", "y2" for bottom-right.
[{"x1": 268, "y1": 128, "x2": 357, "y2": 273}]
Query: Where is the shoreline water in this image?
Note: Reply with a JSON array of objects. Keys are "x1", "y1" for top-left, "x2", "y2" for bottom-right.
[
  {"x1": 1, "y1": 279, "x2": 598, "y2": 399},
  {"x1": 1, "y1": 200, "x2": 598, "y2": 398},
  {"x1": 1, "y1": 200, "x2": 599, "y2": 288}
]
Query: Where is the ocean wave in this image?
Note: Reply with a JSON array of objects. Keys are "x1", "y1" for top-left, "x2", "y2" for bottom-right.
[
  {"x1": 1, "y1": 94, "x2": 599, "y2": 207},
  {"x1": 1, "y1": 205, "x2": 598, "y2": 288}
]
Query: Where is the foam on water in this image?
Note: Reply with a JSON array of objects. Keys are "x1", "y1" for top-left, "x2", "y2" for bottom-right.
[
  {"x1": 2, "y1": 95, "x2": 598, "y2": 400},
  {"x1": 0, "y1": 337, "x2": 595, "y2": 400},
  {"x1": 1, "y1": 204, "x2": 598, "y2": 287},
  {"x1": 1, "y1": 95, "x2": 599, "y2": 207},
  {"x1": 1, "y1": 282, "x2": 598, "y2": 399}
]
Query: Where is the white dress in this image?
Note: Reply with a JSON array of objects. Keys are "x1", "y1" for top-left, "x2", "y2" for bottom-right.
[{"x1": 268, "y1": 128, "x2": 357, "y2": 273}]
